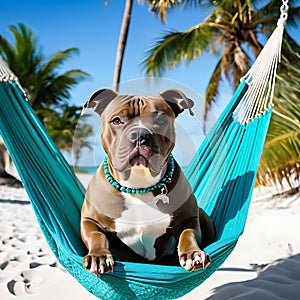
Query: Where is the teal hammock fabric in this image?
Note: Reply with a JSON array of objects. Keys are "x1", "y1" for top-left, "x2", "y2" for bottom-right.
[
  {"x1": 0, "y1": 80, "x2": 270, "y2": 300},
  {"x1": 0, "y1": 18, "x2": 285, "y2": 300}
]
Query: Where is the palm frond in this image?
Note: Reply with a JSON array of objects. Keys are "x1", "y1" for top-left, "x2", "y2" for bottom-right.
[
  {"x1": 144, "y1": 0, "x2": 206, "y2": 22},
  {"x1": 8, "y1": 24, "x2": 42, "y2": 71},
  {"x1": 0, "y1": 36, "x2": 16, "y2": 66},
  {"x1": 144, "y1": 0, "x2": 181, "y2": 22},
  {"x1": 233, "y1": 45, "x2": 248, "y2": 74},
  {"x1": 258, "y1": 31, "x2": 300, "y2": 190},
  {"x1": 41, "y1": 48, "x2": 80, "y2": 76},
  {"x1": 255, "y1": 0, "x2": 300, "y2": 27},
  {"x1": 204, "y1": 57, "x2": 222, "y2": 116},
  {"x1": 258, "y1": 112, "x2": 300, "y2": 190},
  {"x1": 247, "y1": 30, "x2": 263, "y2": 56},
  {"x1": 143, "y1": 22, "x2": 218, "y2": 76},
  {"x1": 33, "y1": 70, "x2": 89, "y2": 108}
]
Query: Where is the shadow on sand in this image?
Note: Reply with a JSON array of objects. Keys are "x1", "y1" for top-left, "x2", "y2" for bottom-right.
[{"x1": 206, "y1": 253, "x2": 300, "y2": 300}]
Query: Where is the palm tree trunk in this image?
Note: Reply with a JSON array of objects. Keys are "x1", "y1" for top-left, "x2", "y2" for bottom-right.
[
  {"x1": 0, "y1": 143, "x2": 6, "y2": 175},
  {"x1": 0, "y1": 141, "x2": 22, "y2": 187},
  {"x1": 113, "y1": 0, "x2": 133, "y2": 91}
]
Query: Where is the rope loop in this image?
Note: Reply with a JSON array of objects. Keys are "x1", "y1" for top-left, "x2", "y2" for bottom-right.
[{"x1": 278, "y1": 0, "x2": 289, "y2": 24}]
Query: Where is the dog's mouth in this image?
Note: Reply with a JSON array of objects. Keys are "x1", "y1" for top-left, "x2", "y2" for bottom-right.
[
  {"x1": 128, "y1": 146, "x2": 152, "y2": 167},
  {"x1": 130, "y1": 155, "x2": 148, "y2": 167},
  {"x1": 111, "y1": 127, "x2": 173, "y2": 176},
  {"x1": 112, "y1": 144, "x2": 167, "y2": 177}
]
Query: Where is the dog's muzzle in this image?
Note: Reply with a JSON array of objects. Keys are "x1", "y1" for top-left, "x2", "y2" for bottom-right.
[
  {"x1": 127, "y1": 127, "x2": 156, "y2": 166},
  {"x1": 128, "y1": 127, "x2": 153, "y2": 147}
]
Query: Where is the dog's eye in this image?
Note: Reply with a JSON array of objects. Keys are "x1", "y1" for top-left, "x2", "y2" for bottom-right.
[
  {"x1": 111, "y1": 117, "x2": 124, "y2": 126},
  {"x1": 155, "y1": 116, "x2": 167, "y2": 126}
]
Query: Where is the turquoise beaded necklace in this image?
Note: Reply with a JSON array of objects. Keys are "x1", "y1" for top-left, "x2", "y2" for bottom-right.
[{"x1": 103, "y1": 154, "x2": 175, "y2": 194}]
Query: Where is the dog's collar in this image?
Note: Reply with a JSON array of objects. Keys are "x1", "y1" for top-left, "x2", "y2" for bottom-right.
[{"x1": 103, "y1": 154, "x2": 175, "y2": 194}]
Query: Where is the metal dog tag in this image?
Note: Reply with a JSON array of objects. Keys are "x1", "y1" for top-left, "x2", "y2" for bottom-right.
[
  {"x1": 154, "y1": 184, "x2": 170, "y2": 205},
  {"x1": 154, "y1": 193, "x2": 169, "y2": 204}
]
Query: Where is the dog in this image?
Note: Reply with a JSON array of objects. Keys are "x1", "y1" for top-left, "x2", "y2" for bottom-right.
[{"x1": 80, "y1": 88, "x2": 216, "y2": 276}]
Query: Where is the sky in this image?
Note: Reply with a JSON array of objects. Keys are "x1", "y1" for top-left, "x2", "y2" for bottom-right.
[
  {"x1": 0, "y1": 0, "x2": 217, "y2": 106},
  {"x1": 1, "y1": 0, "x2": 299, "y2": 166}
]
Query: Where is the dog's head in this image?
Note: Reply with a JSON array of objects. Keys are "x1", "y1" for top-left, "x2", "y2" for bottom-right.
[{"x1": 85, "y1": 89, "x2": 194, "y2": 184}]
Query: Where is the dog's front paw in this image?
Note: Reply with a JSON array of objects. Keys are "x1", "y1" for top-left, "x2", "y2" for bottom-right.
[
  {"x1": 83, "y1": 251, "x2": 114, "y2": 276},
  {"x1": 179, "y1": 250, "x2": 211, "y2": 271}
]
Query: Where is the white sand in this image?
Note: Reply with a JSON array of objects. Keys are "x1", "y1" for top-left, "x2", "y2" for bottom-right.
[{"x1": 0, "y1": 174, "x2": 299, "y2": 300}]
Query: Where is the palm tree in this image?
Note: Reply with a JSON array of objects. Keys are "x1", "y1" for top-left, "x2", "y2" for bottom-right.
[
  {"x1": 42, "y1": 105, "x2": 81, "y2": 151},
  {"x1": 111, "y1": 0, "x2": 194, "y2": 90},
  {"x1": 0, "y1": 23, "x2": 91, "y2": 184},
  {"x1": 43, "y1": 105, "x2": 93, "y2": 167},
  {"x1": 143, "y1": 0, "x2": 300, "y2": 192},
  {"x1": 0, "y1": 23, "x2": 89, "y2": 120},
  {"x1": 0, "y1": 140, "x2": 22, "y2": 187},
  {"x1": 113, "y1": 0, "x2": 134, "y2": 91},
  {"x1": 143, "y1": 0, "x2": 183, "y2": 23},
  {"x1": 73, "y1": 121, "x2": 94, "y2": 167},
  {"x1": 143, "y1": 0, "x2": 300, "y2": 118}
]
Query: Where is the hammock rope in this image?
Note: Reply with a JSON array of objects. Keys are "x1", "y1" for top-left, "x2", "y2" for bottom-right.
[
  {"x1": 0, "y1": 4, "x2": 287, "y2": 299},
  {"x1": 232, "y1": 3, "x2": 287, "y2": 125}
]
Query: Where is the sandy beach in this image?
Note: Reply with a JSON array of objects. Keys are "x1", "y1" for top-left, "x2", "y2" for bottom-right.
[{"x1": 0, "y1": 173, "x2": 299, "y2": 299}]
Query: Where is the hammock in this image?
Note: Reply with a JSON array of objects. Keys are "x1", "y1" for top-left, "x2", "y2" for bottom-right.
[{"x1": 0, "y1": 7, "x2": 287, "y2": 300}]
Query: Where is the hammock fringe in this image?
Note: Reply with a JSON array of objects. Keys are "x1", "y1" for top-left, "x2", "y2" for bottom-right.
[{"x1": 232, "y1": 22, "x2": 284, "y2": 125}]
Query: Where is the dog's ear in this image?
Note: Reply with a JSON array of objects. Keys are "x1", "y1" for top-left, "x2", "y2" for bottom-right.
[
  {"x1": 84, "y1": 89, "x2": 118, "y2": 116},
  {"x1": 160, "y1": 89, "x2": 194, "y2": 117}
]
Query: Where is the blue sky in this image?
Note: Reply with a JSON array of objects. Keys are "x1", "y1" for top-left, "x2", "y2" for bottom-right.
[
  {"x1": 0, "y1": 0, "x2": 216, "y2": 106},
  {"x1": 1, "y1": 0, "x2": 299, "y2": 166},
  {"x1": 0, "y1": 0, "x2": 216, "y2": 166},
  {"x1": 2, "y1": 1, "x2": 298, "y2": 108}
]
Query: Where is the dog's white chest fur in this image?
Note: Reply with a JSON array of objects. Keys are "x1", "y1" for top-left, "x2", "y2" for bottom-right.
[{"x1": 115, "y1": 192, "x2": 171, "y2": 261}]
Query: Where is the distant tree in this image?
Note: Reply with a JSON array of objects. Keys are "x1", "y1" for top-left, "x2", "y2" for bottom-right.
[
  {"x1": 144, "y1": 0, "x2": 195, "y2": 23},
  {"x1": 0, "y1": 140, "x2": 22, "y2": 187},
  {"x1": 73, "y1": 121, "x2": 94, "y2": 167},
  {"x1": 0, "y1": 23, "x2": 89, "y2": 119},
  {"x1": 43, "y1": 105, "x2": 93, "y2": 167},
  {"x1": 0, "y1": 23, "x2": 91, "y2": 184}
]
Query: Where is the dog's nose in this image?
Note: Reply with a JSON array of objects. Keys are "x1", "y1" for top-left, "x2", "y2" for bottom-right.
[{"x1": 128, "y1": 128, "x2": 152, "y2": 146}]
